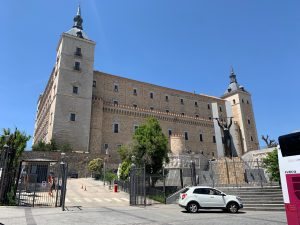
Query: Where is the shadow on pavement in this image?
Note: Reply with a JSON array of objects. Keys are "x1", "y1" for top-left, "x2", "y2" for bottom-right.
[{"x1": 181, "y1": 210, "x2": 246, "y2": 214}]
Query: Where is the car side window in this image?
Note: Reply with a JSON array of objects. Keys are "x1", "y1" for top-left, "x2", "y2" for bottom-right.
[
  {"x1": 211, "y1": 189, "x2": 221, "y2": 195},
  {"x1": 193, "y1": 188, "x2": 210, "y2": 195},
  {"x1": 193, "y1": 188, "x2": 203, "y2": 194}
]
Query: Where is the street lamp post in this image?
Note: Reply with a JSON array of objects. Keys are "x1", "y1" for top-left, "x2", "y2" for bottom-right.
[
  {"x1": 103, "y1": 148, "x2": 109, "y2": 186},
  {"x1": 85, "y1": 156, "x2": 89, "y2": 178},
  {"x1": 130, "y1": 155, "x2": 136, "y2": 205},
  {"x1": 60, "y1": 152, "x2": 67, "y2": 211}
]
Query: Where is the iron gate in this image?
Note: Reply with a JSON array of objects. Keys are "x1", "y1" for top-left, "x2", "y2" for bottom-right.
[
  {"x1": 130, "y1": 165, "x2": 146, "y2": 206},
  {"x1": 16, "y1": 159, "x2": 68, "y2": 208}
]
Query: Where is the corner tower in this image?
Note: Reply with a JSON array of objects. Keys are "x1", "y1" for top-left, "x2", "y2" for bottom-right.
[
  {"x1": 46, "y1": 6, "x2": 95, "y2": 151},
  {"x1": 222, "y1": 68, "x2": 259, "y2": 154}
]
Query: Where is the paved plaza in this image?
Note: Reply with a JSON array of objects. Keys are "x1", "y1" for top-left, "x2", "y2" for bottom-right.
[
  {"x1": 0, "y1": 178, "x2": 287, "y2": 225},
  {"x1": 0, "y1": 205, "x2": 286, "y2": 225},
  {"x1": 64, "y1": 178, "x2": 129, "y2": 208}
]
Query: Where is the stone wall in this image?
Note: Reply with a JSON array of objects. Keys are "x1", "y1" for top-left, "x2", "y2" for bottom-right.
[{"x1": 21, "y1": 151, "x2": 117, "y2": 178}]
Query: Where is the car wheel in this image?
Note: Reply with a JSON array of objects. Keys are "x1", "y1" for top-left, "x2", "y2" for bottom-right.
[
  {"x1": 187, "y1": 202, "x2": 199, "y2": 213},
  {"x1": 227, "y1": 202, "x2": 239, "y2": 213}
]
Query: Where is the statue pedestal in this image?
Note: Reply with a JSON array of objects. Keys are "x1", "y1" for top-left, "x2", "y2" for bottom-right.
[{"x1": 211, "y1": 157, "x2": 245, "y2": 185}]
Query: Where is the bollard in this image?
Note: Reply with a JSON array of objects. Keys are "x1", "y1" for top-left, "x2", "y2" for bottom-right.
[{"x1": 114, "y1": 184, "x2": 118, "y2": 193}]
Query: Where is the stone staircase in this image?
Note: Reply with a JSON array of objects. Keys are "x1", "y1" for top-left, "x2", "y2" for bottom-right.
[{"x1": 220, "y1": 186, "x2": 285, "y2": 211}]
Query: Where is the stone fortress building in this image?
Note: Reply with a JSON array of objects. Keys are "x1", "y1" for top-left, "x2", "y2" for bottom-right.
[{"x1": 33, "y1": 7, "x2": 259, "y2": 163}]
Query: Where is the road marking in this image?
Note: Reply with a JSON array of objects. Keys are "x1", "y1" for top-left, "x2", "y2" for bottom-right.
[
  {"x1": 83, "y1": 198, "x2": 92, "y2": 202},
  {"x1": 104, "y1": 198, "x2": 112, "y2": 202},
  {"x1": 73, "y1": 198, "x2": 82, "y2": 203},
  {"x1": 112, "y1": 198, "x2": 122, "y2": 202},
  {"x1": 94, "y1": 198, "x2": 103, "y2": 202},
  {"x1": 121, "y1": 198, "x2": 129, "y2": 202}
]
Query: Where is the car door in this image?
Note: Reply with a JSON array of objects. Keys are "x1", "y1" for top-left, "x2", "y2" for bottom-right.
[
  {"x1": 207, "y1": 189, "x2": 226, "y2": 207},
  {"x1": 193, "y1": 188, "x2": 211, "y2": 207}
]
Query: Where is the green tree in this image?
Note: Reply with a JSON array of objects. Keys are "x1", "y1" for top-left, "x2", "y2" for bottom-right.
[
  {"x1": 31, "y1": 139, "x2": 72, "y2": 152},
  {"x1": 263, "y1": 149, "x2": 280, "y2": 183},
  {"x1": 88, "y1": 158, "x2": 103, "y2": 175},
  {"x1": 0, "y1": 128, "x2": 31, "y2": 167},
  {"x1": 118, "y1": 117, "x2": 169, "y2": 182},
  {"x1": 0, "y1": 128, "x2": 31, "y2": 205},
  {"x1": 104, "y1": 171, "x2": 117, "y2": 185}
]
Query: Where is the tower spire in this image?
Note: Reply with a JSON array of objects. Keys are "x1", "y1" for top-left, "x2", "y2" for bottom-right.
[
  {"x1": 229, "y1": 66, "x2": 237, "y2": 84},
  {"x1": 73, "y1": 5, "x2": 83, "y2": 30},
  {"x1": 77, "y1": 4, "x2": 81, "y2": 16}
]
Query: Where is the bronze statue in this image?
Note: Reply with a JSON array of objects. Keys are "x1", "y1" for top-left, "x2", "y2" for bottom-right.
[{"x1": 215, "y1": 117, "x2": 233, "y2": 157}]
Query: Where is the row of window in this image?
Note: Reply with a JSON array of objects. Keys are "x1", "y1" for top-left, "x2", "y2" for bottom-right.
[
  {"x1": 112, "y1": 84, "x2": 213, "y2": 109},
  {"x1": 112, "y1": 122, "x2": 216, "y2": 143},
  {"x1": 232, "y1": 98, "x2": 250, "y2": 105},
  {"x1": 112, "y1": 100, "x2": 213, "y2": 119}
]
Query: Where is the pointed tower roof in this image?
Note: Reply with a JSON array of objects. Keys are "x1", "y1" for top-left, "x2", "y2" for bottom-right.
[
  {"x1": 223, "y1": 67, "x2": 248, "y2": 96},
  {"x1": 66, "y1": 5, "x2": 89, "y2": 39}
]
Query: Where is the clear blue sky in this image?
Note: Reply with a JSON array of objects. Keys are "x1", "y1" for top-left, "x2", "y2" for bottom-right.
[{"x1": 1, "y1": 0, "x2": 299, "y2": 149}]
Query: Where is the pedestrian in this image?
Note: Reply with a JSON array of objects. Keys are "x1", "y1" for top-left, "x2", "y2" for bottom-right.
[{"x1": 48, "y1": 173, "x2": 56, "y2": 196}]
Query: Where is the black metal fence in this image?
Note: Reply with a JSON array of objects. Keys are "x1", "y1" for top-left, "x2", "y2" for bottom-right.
[
  {"x1": 120, "y1": 158, "x2": 278, "y2": 206},
  {"x1": 15, "y1": 159, "x2": 68, "y2": 209}
]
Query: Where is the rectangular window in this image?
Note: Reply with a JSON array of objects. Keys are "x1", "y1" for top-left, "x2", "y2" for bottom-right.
[
  {"x1": 114, "y1": 84, "x2": 119, "y2": 92},
  {"x1": 70, "y1": 113, "x2": 76, "y2": 121},
  {"x1": 93, "y1": 80, "x2": 96, "y2": 87},
  {"x1": 184, "y1": 131, "x2": 188, "y2": 140},
  {"x1": 134, "y1": 125, "x2": 139, "y2": 131},
  {"x1": 74, "y1": 61, "x2": 80, "y2": 71},
  {"x1": 251, "y1": 136, "x2": 253, "y2": 141},
  {"x1": 165, "y1": 95, "x2": 169, "y2": 102},
  {"x1": 213, "y1": 136, "x2": 216, "y2": 143},
  {"x1": 75, "y1": 47, "x2": 82, "y2": 56},
  {"x1": 102, "y1": 144, "x2": 109, "y2": 154},
  {"x1": 168, "y1": 129, "x2": 172, "y2": 137},
  {"x1": 207, "y1": 104, "x2": 211, "y2": 110},
  {"x1": 133, "y1": 88, "x2": 137, "y2": 95},
  {"x1": 50, "y1": 112, "x2": 53, "y2": 124},
  {"x1": 247, "y1": 100, "x2": 249, "y2": 104},
  {"x1": 180, "y1": 98, "x2": 184, "y2": 104},
  {"x1": 73, "y1": 86, "x2": 78, "y2": 94},
  {"x1": 248, "y1": 119, "x2": 251, "y2": 125},
  {"x1": 233, "y1": 99, "x2": 236, "y2": 104},
  {"x1": 104, "y1": 143, "x2": 109, "y2": 151},
  {"x1": 150, "y1": 107, "x2": 154, "y2": 110},
  {"x1": 113, "y1": 100, "x2": 118, "y2": 106},
  {"x1": 200, "y1": 134, "x2": 203, "y2": 142},
  {"x1": 219, "y1": 106, "x2": 222, "y2": 112},
  {"x1": 133, "y1": 104, "x2": 137, "y2": 108},
  {"x1": 150, "y1": 92, "x2": 154, "y2": 99},
  {"x1": 166, "y1": 109, "x2": 169, "y2": 113},
  {"x1": 195, "y1": 114, "x2": 199, "y2": 118},
  {"x1": 181, "y1": 113, "x2": 185, "y2": 116},
  {"x1": 195, "y1": 101, "x2": 198, "y2": 107},
  {"x1": 113, "y1": 123, "x2": 119, "y2": 133}
]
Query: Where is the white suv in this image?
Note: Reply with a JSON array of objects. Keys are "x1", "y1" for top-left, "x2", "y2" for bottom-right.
[{"x1": 178, "y1": 186, "x2": 243, "y2": 213}]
